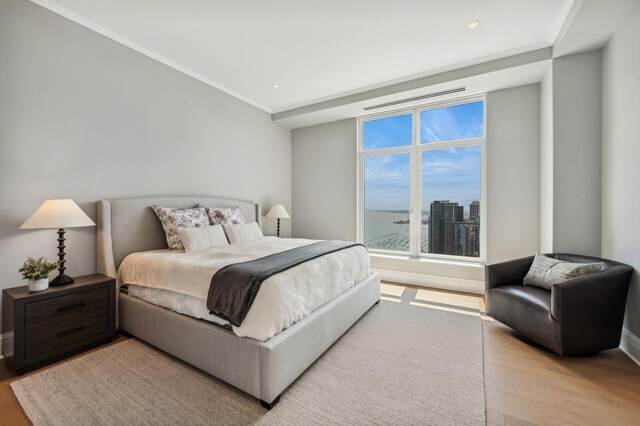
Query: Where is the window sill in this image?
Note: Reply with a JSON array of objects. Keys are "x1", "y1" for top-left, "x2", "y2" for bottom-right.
[
  {"x1": 369, "y1": 252, "x2": 485, "y2": 268},
  {"x1": 369, "y1": 252, "x2": 485, "y2": 293}
]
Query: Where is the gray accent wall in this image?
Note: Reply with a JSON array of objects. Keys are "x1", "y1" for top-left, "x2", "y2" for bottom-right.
[
  {"x1": 486, "y1": 84, "x2": 541, "y2": 264},
  {"x1": 292, "y1": 119, "x2": 357, "y2": 241},
  {"x1": 551, "y1": 50, "x2": 603, "y2": 257},
  {"x1": 0, "y1": 0, "x2": 291, "y2": 332},
  {"x1": 602, "y1": 10, "x2": 640, "y2": 348},
  {"x1": 540, "y1": 67, "x2": 554, "y2": 252}
]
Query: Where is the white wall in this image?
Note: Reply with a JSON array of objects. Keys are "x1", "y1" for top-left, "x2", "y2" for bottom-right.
[
  {"x1": 292, "y1": 119, "x2": 357, "y2": 241},
  {"x1": 292, "y1": 83, "x2": 542, "y2": 292},
  {"x1": 0, "y1": 0, "x2": 291, "y2": 331},
  {"x1": 552, "y1": 50, "x2": 603, "y2": 257},
  {"x1": 602, "y1": 10, "x2": 640, "y2": 352},
  {"x1": 486, "y1": 84, "x2": 541, "y2": 264}
]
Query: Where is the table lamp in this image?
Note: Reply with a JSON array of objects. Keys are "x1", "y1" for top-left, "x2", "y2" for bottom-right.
[
  {"x1": 266, "y1": 204, "x2": 290, "y2": 238},
  {"x1": 20, "y1": 199, "x2": 95, "y2": 286}
]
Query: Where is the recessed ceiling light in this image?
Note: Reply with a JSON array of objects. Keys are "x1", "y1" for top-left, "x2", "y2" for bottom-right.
[
  {"x1": 272, "y1": 84, "x2": 280, "y2": 89},
  {"x1": 468, "y1": 20, "x2": 480, "y2": 29}
]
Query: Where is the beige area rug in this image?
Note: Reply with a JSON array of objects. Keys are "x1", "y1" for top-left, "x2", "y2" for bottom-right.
[{"x1": 12, "y1": 299, "x2": 485, "y2": 425}]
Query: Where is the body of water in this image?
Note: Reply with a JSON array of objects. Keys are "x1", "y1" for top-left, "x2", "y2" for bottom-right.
[{"x1": 364, "y1": 211, "x2": 429, "y2": 252}]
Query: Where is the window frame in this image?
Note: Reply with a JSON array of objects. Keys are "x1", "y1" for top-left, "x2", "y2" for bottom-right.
[{"x1": 356, "y1": 94, "x2": 487, "y2": 263}]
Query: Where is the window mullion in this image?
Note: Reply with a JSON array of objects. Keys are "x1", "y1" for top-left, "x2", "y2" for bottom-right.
[
  {"x1": 409, "y1": 111, "x2": 418, "y2": 257},
  {"x1": 411, "y1": 110, "x2": 420, "y2": 258},
  {"x1": 418, "y1": 137, "x2": 484, "y2": 152},
  {"x1": 360, "y1": 146, "x2": 411, "y2": 157}
]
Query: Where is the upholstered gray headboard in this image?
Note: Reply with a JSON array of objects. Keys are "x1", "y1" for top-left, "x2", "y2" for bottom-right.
[{"x1": 96, "y1": 196, "x2": 261, "y2": 278}]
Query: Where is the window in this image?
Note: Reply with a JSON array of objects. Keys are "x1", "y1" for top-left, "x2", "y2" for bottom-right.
[
  {"x1": 363, "y1": 153, "x2": 411, "y2": 252},
  {"x1": 358, "y1": 97, "x2": 485, "y2": 261}
]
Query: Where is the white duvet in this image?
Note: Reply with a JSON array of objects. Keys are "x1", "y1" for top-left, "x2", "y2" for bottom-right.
[{"x1": 118, "y1": 237, "x2": 370, "y2": 341}]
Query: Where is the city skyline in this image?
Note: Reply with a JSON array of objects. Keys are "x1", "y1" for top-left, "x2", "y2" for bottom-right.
[
  {"x1": 364, "y1": 200, "x2": 480, "y2": 257},
  {"x1": 364, "y1": 199, "x2": 480, "y2": 219},
  {"x1": 427, "y1": 200, "x2": 480, "y2": 257}
]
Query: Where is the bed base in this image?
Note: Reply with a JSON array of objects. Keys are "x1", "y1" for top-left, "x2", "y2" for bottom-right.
[
  {"x1": 260, "y1": 396, "x2": 280, "y2": 410},
  {"x1": 119, "y1": 272, "x2": 381, "y2": 408}
]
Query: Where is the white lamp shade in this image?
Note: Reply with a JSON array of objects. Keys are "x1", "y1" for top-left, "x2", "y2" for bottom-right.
[
  {"x1": 20, "y1": 199, "x2": 95, "y2": 229},
  {"x1": 266, "y1": 204, "x2": 290, "y2": 219}
]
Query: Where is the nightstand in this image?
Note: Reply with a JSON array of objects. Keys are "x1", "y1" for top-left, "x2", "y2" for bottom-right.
[{"x1": 2, "y1": 274, "x2": 116, "y2": 373}]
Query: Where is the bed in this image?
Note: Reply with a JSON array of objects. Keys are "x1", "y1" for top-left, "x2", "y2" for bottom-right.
[{"x1": 96, "y1": 196, "x2": 380, "y2": 409}]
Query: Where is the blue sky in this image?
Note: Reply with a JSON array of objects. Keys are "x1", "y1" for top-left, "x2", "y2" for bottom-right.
[
  {"x1": 363, "y1": 101, "x2": 482, "y2": 213},
  {"x1": 364, "y1": 154, "x2": 411, "y2": 210},
  {"x1": 422, "y1": 146, "x2": 480, "y2": 214},
  {"x1": 421, "y1": 101, "x2": 483, "y2": 143},
  {"x1": 363, "y1": 113, "x2": 412, "y2": 151}
]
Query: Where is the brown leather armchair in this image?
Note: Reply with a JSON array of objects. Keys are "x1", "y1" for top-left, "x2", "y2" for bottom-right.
[{"x1": 485, "y1": 254, "x2": 632, "y2": 356}]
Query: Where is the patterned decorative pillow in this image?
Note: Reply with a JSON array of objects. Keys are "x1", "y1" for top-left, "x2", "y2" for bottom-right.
[
  {"x1": 151, "y1": 205, "x2": 210, "y2": 250},
  {"x1": 223, "y1": 222, "x2": 264, "y2": 244},
  {"x1": 205, "y1": 206, "x2": 245, "y2": 226},
  {"x1": 523, "y1": 253, "x2": 605, "y2": 290}
]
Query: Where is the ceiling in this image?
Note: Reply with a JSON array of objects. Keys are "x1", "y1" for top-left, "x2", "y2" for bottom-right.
[
  {"x1": 33, "y1": 0, "x2": 574, "y2": 113},
  {"x1": 554, "y1": 0, "x2": 640, "y2": 57},
  {"x1": 276, "y1": 60, "x2": 551, "y2": 129}
]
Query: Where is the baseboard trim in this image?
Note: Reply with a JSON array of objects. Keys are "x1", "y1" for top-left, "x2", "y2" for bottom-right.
[
  {"x1": 372, "y1": 268, "x2": 484, "y2": 294},
  {"x1": 620, "y1": 327, "x2": 640, "y2": 367}
]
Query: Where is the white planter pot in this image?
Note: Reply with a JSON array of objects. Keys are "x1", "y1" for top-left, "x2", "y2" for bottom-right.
[{"x1": 29, "y1": 277, "x2": 49, "y2": 292}]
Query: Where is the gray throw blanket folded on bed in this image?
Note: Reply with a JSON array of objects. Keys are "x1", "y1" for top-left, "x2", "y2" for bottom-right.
[{"x1": 207, "y1": 240, "x2": 364, "y2": 327}]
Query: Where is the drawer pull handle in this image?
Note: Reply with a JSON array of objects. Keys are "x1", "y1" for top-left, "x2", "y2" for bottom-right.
[
  {"x1": 57, "y1": 302, "x2": 85, "y2": 312},
  {"x1": 57, "y1": 326, "x2": 85, "y2": 338}
]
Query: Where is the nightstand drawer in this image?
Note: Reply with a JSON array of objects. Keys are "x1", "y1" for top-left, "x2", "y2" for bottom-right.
[{"x1": 24, "y1": 287, "x2": 110, "y2": 359}]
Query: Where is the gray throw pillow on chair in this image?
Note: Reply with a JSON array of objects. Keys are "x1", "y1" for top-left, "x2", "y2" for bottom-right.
[{"x1": 523, "y1": 253, "x2": 605, "y2": 290}]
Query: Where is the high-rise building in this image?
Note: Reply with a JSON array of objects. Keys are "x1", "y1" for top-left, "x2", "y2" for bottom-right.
[
  {"x1": 428, "y1": 200, "x2": 462, "y2": 255},
  {"x1": 428, "y1": 201, "x2": 446, "y2": 254},
  {"x1": 454, "y1": 221, "x2": 480, "y2": 257},
  {"x1": 470, "y1": 201, "x2": 480, "y2": 221},
  {"x1": 429, "y1": 200, "x2": 481, "y2": 257}
]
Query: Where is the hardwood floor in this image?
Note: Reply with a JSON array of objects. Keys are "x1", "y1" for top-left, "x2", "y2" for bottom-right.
[
  {"x1": 1, "y1": 283, "x2": 639, "y2": 425},
  {"x1": 483, "y1": 321, "x2": 640, "y2": 426},
  {"x1": 382, "y1": 281, "x2": 640, "y2": 426}
]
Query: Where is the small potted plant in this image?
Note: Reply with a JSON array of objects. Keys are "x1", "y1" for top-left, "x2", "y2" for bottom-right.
[{"x1": 19, "y1": 257, "x2": 59, "y2": 292}]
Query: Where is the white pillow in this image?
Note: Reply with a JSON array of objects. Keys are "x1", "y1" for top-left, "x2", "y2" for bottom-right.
[
  {"x1": 176, "y1": 225, "x2": 229, "y2": 253},
  {"x1": 223, "y1": 222, "x2": 264, "y2": 245}
]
